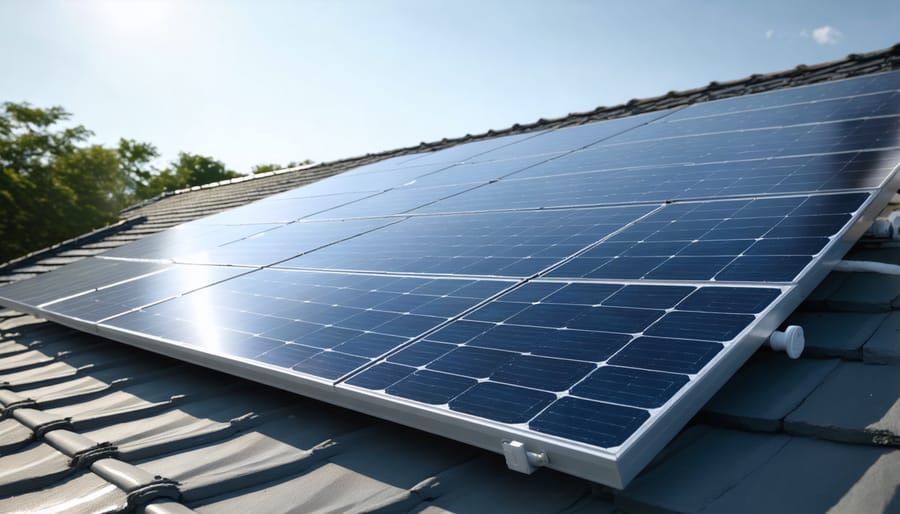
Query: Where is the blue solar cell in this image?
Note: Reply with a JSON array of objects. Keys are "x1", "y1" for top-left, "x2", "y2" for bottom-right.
[
  {"x1": 223, "y1": 335, "x2": 284, "y2": 359},
  {"x1": 490, "y1": 355, "x2": 595, "y2": 391},
  {"x1": 46, "y1": 265, "x2": 248, "y2": 322},
  {"x1": 428, "y1": 346, "x2": 515, "y2": 378},
  {"x1": 547, "y1": 193, "x2": 869, "y2": 282},
  {"x1": 333, "y1": 333, "x2": 408, "y2": 358},
  {"x1": 714, "y1": 256, "x2": 812, "y2": 282},
  {"x1": 608, "y1": 337, "x2": 723, "y2": 374},
  {"x1": 103, "y1": 269, "x2": 509, "y2": 381},
  {"x1": 645, "y1": 311, "x2": 754, "y2": 341},
  {"x1": 412, "y1": 147, "x2": 894, "y2": 215},
  {"x1": 506, "y1": 303, "x2": 592, "y2": 328},
  {"x1": 387, "y1": 341, "x2": 456, "y2": 366},
  {"x1": 468, "y1": 110, "x2": 673, "y2": 162},
  {"x1": 571, "y1": 366, "x2": 689, "y2": 408},
  {"x1": 0, "y1": 258, "x2": 167, "y2": 307},
  {"x1": 386, "y1": 370, "x2": 476, "y2": 404},
  {"x1": 678, "y1": 287, "x2": 781, "y2": 314},
  {"x1": 449, "y1": 382, "x2": 555, "y2": 423},
  {"x1": 344, "y1": 362, "x2": 414, "y2": 390},
  {"x1": 291, "y1": 351, "x2": 369, "y2": 380},
  {"x1": 744, "y1": 237, "x2": 828, "y2": 256},
  {"x1": 644, "y1": 256, "x2": 735, "y2": 280},
  {"x1": 604, "y1": 285, "x2": 696, "y2": 309},
  {"x1": 175, "y1": 219, "x2": 398, "y2": 266},
  {"x1": 542, "y1": 283, "x2": 623, "y2": 305},
  {"x1": 398, "y1": 131, "x2": 540, "y2": 167},
  {"x1": 616, "y1": 91, "x2": 900, "y2": 142},
  {"x1": 282, "y1": 205, "x2": 654, "y2": 277},
  {"x1": 430, "y1": 321, "x2": 632, "y2": 362},
  {"x1": 666, "y1": 71, "x2": 900, "y2": 119},
  {"x1": 257, "y1": 343, "x2": 321, "y2": 369},
  {"x1": 567, "y1": 306, "x2": 666, "y2": 333},
  {"x1": 310, "y1": 183, "x2": 482, "y2": 220},
  {"x1": 406, "y1": 155, "x2": 552, "y2": 188},
  {"x1": 102, "y1": 223, "x2": 281, "y2": 261},
  {"x1": 530, "y1": 397, "x2": 649, "y2": 447}
]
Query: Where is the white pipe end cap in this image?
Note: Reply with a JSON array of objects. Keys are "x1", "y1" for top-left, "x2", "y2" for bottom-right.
[{"x1": 769, "y1": 325, "x2": 805, "y2": 359}]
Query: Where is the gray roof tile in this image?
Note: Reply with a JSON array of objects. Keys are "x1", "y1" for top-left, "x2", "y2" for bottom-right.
[
  {"x1": 786, "y1": 311, "x2": 889, "y2": 359},
  {"x1": 0, "y1": 443, "x2": 72, "y2": 496},
  {"x1": 864, "y1": 311, "x2": 900, "y2": 364},
  {"x1": 784, "y1": 362, "x2": 900, "y2": 446},
  {"x1": 616, "y1": 426, "x2": 792, "y2": 514},
  {"x1": 701, "y1": 352, "x2": 840, "y2": 432},
  {"x1": 0, "y1": 418, "x2": 33, "y2": 453},
  {"x1": 697, "y1": 437, "x2": 900, "y2": 514},
  {"x1": 0, "y1": 471, "x2": 131, "y2": 513},
  {"x1": 826, "y1": 273, "x2": 900, "y2": 312}
]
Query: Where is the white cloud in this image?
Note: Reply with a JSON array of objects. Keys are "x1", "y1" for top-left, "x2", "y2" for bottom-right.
[
  {"x1": 765, "y1": 29, "x2": 774, "y2": 40},
  {"x1": 812, "y1": 25, "x2": 842, "y2": 45}
]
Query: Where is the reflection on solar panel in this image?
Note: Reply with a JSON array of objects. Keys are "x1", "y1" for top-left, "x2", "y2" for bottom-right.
[{"x1": 2, "y1": 70, "x2": 899, "y2": 488}]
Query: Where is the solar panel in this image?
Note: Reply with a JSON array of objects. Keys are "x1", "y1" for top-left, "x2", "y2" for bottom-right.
[{"x1": 1, "y1": 69, "x2": 899, "y2": 488}]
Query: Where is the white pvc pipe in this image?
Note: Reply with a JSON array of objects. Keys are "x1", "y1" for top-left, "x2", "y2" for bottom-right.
[{"x1": 833, "y1": 260, "x2": 900, "y2": 275}]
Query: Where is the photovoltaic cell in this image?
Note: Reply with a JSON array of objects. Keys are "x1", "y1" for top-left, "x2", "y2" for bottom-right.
[
  {"x1": 283, "y1": 205, "x2": 655, "y2": 277},
  {"x1": 268, "y1": 162, "x2": 454, "y2": 197},
  {"x1": 347, "y1": 280, "x2": 783, "y2": 450},
  {"x1": 614, "y1": 91, "x2": 900, "y2": 143},
  {"x1": 0, "y1": 258, "x2": 167, "y2": 307},
  {"x1": 102, "y1": 269, "x2": 511, "y2": 381},
  {"x1": 395, "y1": 131, "x2": 541, "y2": 167},
  {"x1": 466, "y1": 110, "x2": 674, "y2": 162},
  {"x1": 45, "y1": 265, "x2": 249, "y2": 322},
  {"x1": 102, "y1": 222, "x2": 281, "y2": 261},
  {"x1": 413, "y1": 151, "x2": 898, "y2": 213},
  {"x1": 190, "y1": 192, "x2": 377, "y2": 225},
  {"x1": 666, "y1": 70, "x2": 900, "y2": 120},
  {"x1": 547, "y1": 192, "x2": 869, "y2": 282},
  {"x1": 1, "y1": 70, "x2": 898, "y2": 489},
  {"x1": 173, "y1": 218, "x2": 399, "y2": 267}
]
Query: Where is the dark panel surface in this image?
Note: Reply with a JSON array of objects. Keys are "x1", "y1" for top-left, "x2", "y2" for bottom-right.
[
  {"x1": 103, "y1": 269, "x2": 511, "y2": 381},
  {"x1": 0, "y1": 258, "x2": 168, "y2": 307},
  {"x1": 347, "y1": 280, "x2": 781, "y2": 447},
  {"x1": 284, "y1": 205, "x2": 655, "y2": 277}
]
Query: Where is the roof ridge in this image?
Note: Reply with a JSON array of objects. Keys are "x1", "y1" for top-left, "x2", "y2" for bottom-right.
[{"x1": 119, "y1": 43, "x2": 900, "y2": 213}]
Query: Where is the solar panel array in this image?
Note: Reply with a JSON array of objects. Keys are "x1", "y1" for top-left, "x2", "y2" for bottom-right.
[{"x1": 2, "y1": 70, "x2": 899, "y2": 488}]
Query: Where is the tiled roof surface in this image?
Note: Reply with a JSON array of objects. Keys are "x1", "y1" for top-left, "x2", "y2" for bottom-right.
[{"x1": 0, "y1": 45, "x2": 898, "y2": 513}]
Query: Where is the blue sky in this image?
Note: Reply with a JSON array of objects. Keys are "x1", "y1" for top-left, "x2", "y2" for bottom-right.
[{"x1": 1, "y1": 0, "x2": 898, "y2": 174}]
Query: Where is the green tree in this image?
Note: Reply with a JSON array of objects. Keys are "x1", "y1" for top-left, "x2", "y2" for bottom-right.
[
  {"x1": 0, "y1": 101, "x2": 263, "y2": 263},
  {"x1": 0, "y1": 102, "x2": 128, "y2": 263},
  {"x1": 136, "y1": 152, "x2": 241, "y2": 199},
  {"x1": 117, "y1": 138, "x2": 160, "y2": 195},
  {"x1": 251, "y1": 160, "x2": 313, "y2": 174}
]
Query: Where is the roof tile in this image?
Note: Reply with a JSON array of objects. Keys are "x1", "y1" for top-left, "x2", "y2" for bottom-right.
[
  {"x1": 616, "y1": 426, "x2": 791, "y2": 514},
  {"x1": 0, "y1": 471, "x2": 129, "y2": 513},
  {"x1": 784, "y1": 362, "x2": 900, "y2": 446},
  {"x1": 786, "y1": 311, "x2": 889, "y2": 359},
  {"x1": 701, "y1": 352, "x2": 840, "y2": 432},
  {"x1": 864, "y1": 311, "x2": 900, "y2": 364},
  {"x1": 698, "y1": 437, "x2": 900, "y2": 514},
  {"x1": 826, "y1": 273, "x2": 900, "y2": 313}
]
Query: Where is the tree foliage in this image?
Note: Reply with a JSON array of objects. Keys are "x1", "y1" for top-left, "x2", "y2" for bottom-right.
[
  {"x1": 0, "y1": 102, "x2": 259, "y2": 263},
  {"x1": 0, "y1": 102, "x2": 125, "y2": 263},
  {"x1": 135, "y1": 152, "x2": 240, "y2": 199},
  {"x1": 251, "y1": 160, "x2": 313, "y2": 174}
]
